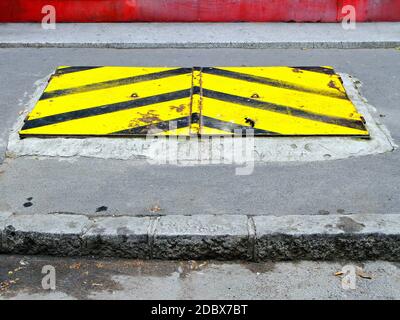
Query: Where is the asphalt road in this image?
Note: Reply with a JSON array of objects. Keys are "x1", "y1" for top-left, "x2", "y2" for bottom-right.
[
  {"x1": 0, "y1": 48, "x2": 399, "y2": 216},
  {"x1": 1, "y1": 255, "x2": 399, "y2": 300}
]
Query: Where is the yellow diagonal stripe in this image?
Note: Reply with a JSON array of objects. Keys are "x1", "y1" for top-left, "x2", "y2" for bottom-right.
[
  {"x1": 20, "y1": 98, "x2": 191, "y2": 136},
  {"x1": 28, "y1": 73, "x2": 193, "y2": 120},
  {"x1": 201, "y1": 97, "x2": 367, "y2": 136},
  {"x1": 201, "y1": 73, "x2": 362, "y2": 122},
  {"x1": 218, "y1": 66, "x2": 347, "y2": 97},
  {"x1": 46, "y1": 66, "x2": 178, "y2": 91}
]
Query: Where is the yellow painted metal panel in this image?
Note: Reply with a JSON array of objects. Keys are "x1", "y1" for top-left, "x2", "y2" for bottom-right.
[
  {"x1": 199, "y1": 67, "x2": 369, "y2": 137},
  {"x1": 20, "y1": 66, "x2": 369, "y2": 138},
  {"x1": 28, "y1": 74, "x2": 194, "y2": 120},
  {"x1": 20, "y1": 66, "x2": 195, "y2": 137},
  {"x1": 46, "y1": 66, "x2": 178, "y2": 92},
  {"x1": 21, "y1": 98, "x2": 192, "y2": 136}
]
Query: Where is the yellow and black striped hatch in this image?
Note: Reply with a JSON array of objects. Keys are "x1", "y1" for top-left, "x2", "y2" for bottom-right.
[{"x1": 19, "y1": 66, "x2": 369, "y2": 138}]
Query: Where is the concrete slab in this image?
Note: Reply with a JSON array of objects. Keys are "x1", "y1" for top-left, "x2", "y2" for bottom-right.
[
  {"x1": 153, "y1": 215, "x2": 251, "y2": 260},
  {"x1": 4, "y1": 213, "x2": 92, "y2": 234},
  {"x1": 1, "y1": 213, "x2": 92, "y2": 255},
  {"x1": 254, "y1": 214, "x2": 400, "y2": 260},
  {"x1": 83, "y1": 216, "x2": 152, "y2": 258},
  {"x1": 1, "y1": 23, "x2": 400, "y2": 49}
]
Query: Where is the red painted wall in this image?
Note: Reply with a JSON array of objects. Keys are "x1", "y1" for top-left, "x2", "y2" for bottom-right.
[
  {"x1": 135, "y1": 0, "x2": 338, "y2": 22},
  {"x1": 0, "y1": 0, "x2": 399, "y2": 22},
  {"x1": 338, "y1": 0, "x2": 400, "y2": 21}
]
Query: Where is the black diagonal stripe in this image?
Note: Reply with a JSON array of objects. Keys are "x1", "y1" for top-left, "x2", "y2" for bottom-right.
[
  {"x1": 21, "y1": 89, "x2": 192, "y2": 130},
  {"x1": 292, "y1": 66, "x2": 336, "y2": 75},
  {"x1": 202, "y1": 68, "x2": 347, "y2": 100},
  {"x1": 41, "y1": 68, "x2": 193, "y2": 100},
  {"x1": 54, "y1": 66, "x2": 102, "y2": 76},
  {"x1": 201, "y1": 88, "x2": 367, "y2": 132},
  {"x1": 112, "y1": 113, "x2": 277, "y2": 136},
  {"x1": 112, "y1": 115, "x2": 191, "y2": 135},
  {"x1": 201, "y1": 115, "x2": 280, "y2": 136}
]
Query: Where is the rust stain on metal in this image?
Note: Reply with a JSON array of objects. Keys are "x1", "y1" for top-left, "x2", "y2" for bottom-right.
[
  {"x1": 292, "y1": 68, "x2": 303, "y2": 73},
  {"x1": 169, "y1": 104, "x2": 186, "y2": 113},
  {"x1": 137, "y1": 110, "x2": 161, "y2": 123},
  {"x1": 328, "y1": 80, "x2": 341, "y2": 91},
  {"x1": 127, "y1": 110, "x2": 161, "y2": 129}
]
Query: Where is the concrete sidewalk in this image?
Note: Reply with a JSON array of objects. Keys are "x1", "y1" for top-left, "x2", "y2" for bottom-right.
[{"x1": 1, "y1": 23, "x2": 400, "y2": 49}]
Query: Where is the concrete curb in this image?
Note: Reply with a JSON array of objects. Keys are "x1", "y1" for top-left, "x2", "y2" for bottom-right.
[
  {"x1": 2, "y1": 42, "x2": 400, "y2": 49},
  {"x1": 1, "y1": 212, "x2": 400, "y2": 261},
  {"x1": 1, "y1": 23, "x2": 400, "y2": 49}
]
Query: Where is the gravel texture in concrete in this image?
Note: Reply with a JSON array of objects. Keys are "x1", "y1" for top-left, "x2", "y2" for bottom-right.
[{"x1": 1, "y1": 212, "x2": 400, "y2": 261}]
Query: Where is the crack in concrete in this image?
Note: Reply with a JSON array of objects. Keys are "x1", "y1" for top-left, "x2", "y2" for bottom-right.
[
  {"x1": 247, "y1": 216, "x2": 256, "y2": 261},
  {"x1": 148, "y1": 216, "x2": 160, "y2": 259}
]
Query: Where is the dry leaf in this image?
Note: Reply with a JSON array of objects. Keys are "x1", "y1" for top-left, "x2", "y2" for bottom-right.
[
  {"x1": 0, "y1": 280, "x2": 13, "y2": 292},
  {"x1": 149, "y1": 205, "x2": 161, "y2": 213},
  {"x1": 356, "y1": 267, "x2": 372, "y2": 279},
  {"x1": 69, "y1": 262, "x2": 81, "y2": 269},
  {"x1": 334, "y1": 267, "x2": 372, "y2": 279}
]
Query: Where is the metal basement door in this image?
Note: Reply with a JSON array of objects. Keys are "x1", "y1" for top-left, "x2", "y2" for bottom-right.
[{"x1": 19, "y1": 66, "x2": 369, "y2": 138}]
